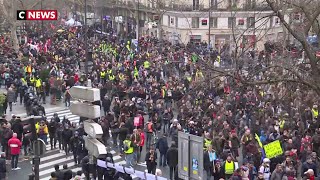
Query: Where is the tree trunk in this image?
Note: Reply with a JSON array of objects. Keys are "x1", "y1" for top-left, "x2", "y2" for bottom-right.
[{"x1": 10, "y1": 23, "x2": 19, "y2": 53}]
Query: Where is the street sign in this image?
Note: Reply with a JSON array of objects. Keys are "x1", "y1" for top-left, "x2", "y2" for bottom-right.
[
  {"x1": 69, "y1": 86, "x2": 100, "y2": 102},
  {"x1": 70, "y1": 101, "x2": 101, "y2": 119},
  {"x1": 83, "y1": 120, "x2": 103, "y2": 139}
]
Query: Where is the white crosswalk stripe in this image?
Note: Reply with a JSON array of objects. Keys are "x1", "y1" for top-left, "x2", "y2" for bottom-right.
[
  {"x1": 45, "y1": 109, "x2": 80, "y2": 124},
  {"x1": 38, "y1": 144, "x2": 139, "y2": 180}
]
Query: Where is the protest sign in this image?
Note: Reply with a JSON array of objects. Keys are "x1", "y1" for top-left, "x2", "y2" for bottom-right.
[{"x1": 263, "y1": 140, "x2": 283, "y2": 159}]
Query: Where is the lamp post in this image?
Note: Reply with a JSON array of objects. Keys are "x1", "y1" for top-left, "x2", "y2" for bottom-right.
[
  {"x1": 84, "y1": 0, "x2": 89, "y2": 77},
  {"x1": 136, "y1": 0, "x2": 140, "y2": 52}
]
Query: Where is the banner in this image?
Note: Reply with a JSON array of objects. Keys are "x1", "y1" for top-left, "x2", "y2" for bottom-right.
[{"x1": 263, "y1": 140, "x2": 283, "y2": 159}]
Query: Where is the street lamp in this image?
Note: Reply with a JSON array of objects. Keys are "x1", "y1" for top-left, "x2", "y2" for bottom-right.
[{"x1": 84, "y1": 0, "x2": 89, "y2": 77}]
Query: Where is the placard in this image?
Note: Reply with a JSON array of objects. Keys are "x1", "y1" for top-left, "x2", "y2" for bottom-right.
[{"x1": 263, "y1": 140, "x2": 283, "y2": 159}]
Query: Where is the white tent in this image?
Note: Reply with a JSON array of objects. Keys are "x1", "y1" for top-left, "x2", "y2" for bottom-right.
[{"x1": 65, "y1": 18, "x2": 82, "y2": 27}]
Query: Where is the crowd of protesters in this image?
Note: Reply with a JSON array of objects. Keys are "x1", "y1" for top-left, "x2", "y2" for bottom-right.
[{"x1": 0, "y1": 21, "x2": 319, "y2": 180}]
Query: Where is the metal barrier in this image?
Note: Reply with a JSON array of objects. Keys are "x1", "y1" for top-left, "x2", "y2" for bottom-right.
[{"x1": 97, "y1": 159, "x2": 167, "y2": 180}]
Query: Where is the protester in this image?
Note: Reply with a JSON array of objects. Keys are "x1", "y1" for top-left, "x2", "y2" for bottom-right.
[{"x1": 8, "y1": 133, "x2": 22, "y2": 170}]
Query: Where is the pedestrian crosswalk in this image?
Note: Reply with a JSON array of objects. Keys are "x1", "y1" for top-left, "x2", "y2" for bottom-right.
[
  {"x1": 39, "y1": 144, "x2": 128, "y2": 180},
  {"x1": 45, "y1": 109, "x2": 80, "y2": 124},
  {"x1": 38, "y1": 108, "x2": 147, "y2": 180}
]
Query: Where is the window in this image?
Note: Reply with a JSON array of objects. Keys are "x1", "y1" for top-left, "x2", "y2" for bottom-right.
[
  {"x1": 275, "y1": 17, "x2": 280, "y2": 25},
  {"x1": 168, "y1": 16, "x2": 170, "y2": 26},
  {"x1": 193, "y1": 0, "x2": 200, "y2": 10},
  {"x1": 211, "y1": 0, "x2": 218, "y2": 9},
  {"x1": 202, "y1": 19, "x2": 208, "y2": 26},
  {"x1": 176, "y1": 17, "x2": 179, "y2": 28},
  {"x1": 170, "y1": 17, "x2": 174, "y2": 24},
  {"x1": 192, "y1": 17, "x2": 199, "y2": 28},
  {"x1": 269, "y1": 17, "x2": 273, "y2": 27},
  {"x1": 228, "y1": 17, "x2": 236, "y2": 28},
  {"x1": 209, "y1": 17, "x2": 218, "y2": 28},
  {"x1": 293, "y1": 13, "x2": 301, "y2": 22},
  {"x1": 247, "y1": 17, "x2": 255, "y2": 28},
  {"x1": 245, "y1": 0, "x2": 256, "y2": 9},
  {"x1": 238, "y1": 19, "x2": 244, "y2": 25},
  {"x1": 228, "y1": 0, "x2": 237, "y2": 9}
]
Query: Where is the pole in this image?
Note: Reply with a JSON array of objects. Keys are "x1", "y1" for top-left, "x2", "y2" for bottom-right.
[
  {"x1": 41, "y1": 0, "x2": 44, "y2": 35},
  {"x1": 136, "y1": 0, "x2": 140, "y2": 52},
  {"x1": 100, "y1": 12, "x2": 103, "y2": 34},
  {"x1": 84, "y1": 0, "x2": 89, "y2": 77},
  {"x1": 208, "y1": 1, "x2": 211, "y2": 61},
  {"x1": 33, "y1": 140, "x2": 40, "y2": 180}
]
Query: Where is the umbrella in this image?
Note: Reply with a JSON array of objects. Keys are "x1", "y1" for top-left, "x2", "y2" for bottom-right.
[{"x1": 57, "y1": 29, "x2": 65, "y2": 33}]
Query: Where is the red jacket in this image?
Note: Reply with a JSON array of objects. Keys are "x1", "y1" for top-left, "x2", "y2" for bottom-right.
[{"x1": 8, "y1": 137, "x2": 22, "y2": 155}]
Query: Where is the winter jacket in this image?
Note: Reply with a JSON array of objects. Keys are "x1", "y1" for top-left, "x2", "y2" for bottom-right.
[
  {"x1": 6, "y1": 89, "x2": 15, "y2": 103},
  {"x1": 156, "y1": 137, "x2": 169, "y2": 154},
  {"x1": 8, "y1": 136, "x2": 22, "y2": 155},
  {"x1": 166, "y1": 145, "x2": 178, "y2": 167}
]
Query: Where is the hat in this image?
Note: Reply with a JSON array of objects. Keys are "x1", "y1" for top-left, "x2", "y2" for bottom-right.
[
  {"x1": 263, "y1": 158, "x2": 270, "y2": 163},
  {"x1": 304, "y1": 169, "x2": 314, "y2": 175}
]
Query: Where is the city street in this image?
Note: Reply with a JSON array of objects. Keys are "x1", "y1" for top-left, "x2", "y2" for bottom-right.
[{"x1": 3, "y1": 93, "x2": 171, "y2": 180}]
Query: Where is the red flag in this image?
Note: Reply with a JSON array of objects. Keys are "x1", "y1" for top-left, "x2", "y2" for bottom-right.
[
  {"x1": 44, "y1": 42, "x2": 48, "y2": 53},
  {"x1": 50, "y1": 23, "x2": 55, "y2": 30}
]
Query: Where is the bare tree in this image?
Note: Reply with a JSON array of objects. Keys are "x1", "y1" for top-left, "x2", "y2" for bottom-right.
[
  {"x1": 187, "y1": 0, "x2": 320, "y2": 97},
  {"x1": 0, "y1": 0, "x2": 40, "y2": 52}
]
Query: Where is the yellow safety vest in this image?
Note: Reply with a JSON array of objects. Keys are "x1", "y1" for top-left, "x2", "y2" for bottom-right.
[
  {"x1": 123, "y1": 140, "x2": 134, "y2": 154},
  {"x1": 21, "y1": 78, "x2": 27, "y2": 85},
  {"x1": 107, "y1": 70, "x2": 112, "y2": 75},
  {"x1": 225, "y1": 161, "x2": 234, "y2": 175},
  {"x1": 36, "y1": 79, "x2": 42, "y2": 88},
  {"x1": 100, "y1": 71, "x2": 106, "y2": 78},
  {"x1": 196, "y1": 70, "x2": 203, "y2": 78},
  {"x1": 187, "y1": 77, "x2": 192, "y2": 82},
  {"x1": 119, "y1": 74, "x2": 124, "y2": 80},
  {"x1": 204, "y1": 139, "x2": 212, "y2": 150},
  {"x1": 279, "y1": 119, "x2": 285, "y2": 129},
  {"x1": 30, "y1": 77, "x2": 35, "y2": 83},
  {"x1": 109, "y1": 74, "x2": 115, "y2": 81},
  {"x1": 312, "y1": 108, "x2": 319, "y2": 118},
  {"x1": 144, "y1": 61, "x2": 150, "y2": 69}
]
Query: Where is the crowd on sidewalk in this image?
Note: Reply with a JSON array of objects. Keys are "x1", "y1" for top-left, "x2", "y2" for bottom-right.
[{"x1": 0, "y1": 22, "x2": 319, "y2": 180}]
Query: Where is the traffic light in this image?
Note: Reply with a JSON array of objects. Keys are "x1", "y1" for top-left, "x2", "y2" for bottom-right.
[{"x1": 22, "y1": 117, "x2": 37, "y2": 141}]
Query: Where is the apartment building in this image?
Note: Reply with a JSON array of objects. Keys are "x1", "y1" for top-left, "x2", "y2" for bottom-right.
[{"x1": 72, "y1": 0, "x2": 294, "y2": 51}]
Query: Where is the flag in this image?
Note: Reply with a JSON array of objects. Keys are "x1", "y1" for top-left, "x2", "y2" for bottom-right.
[
  {"x1": 50, "y1": 23, "x2": 55, "y2": 30},
  {"x1": 255, "y1": 133, "x2": 263, "y2": 148}
]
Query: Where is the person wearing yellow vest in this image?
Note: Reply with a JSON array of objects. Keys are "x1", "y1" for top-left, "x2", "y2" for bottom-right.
[
  {"x1": 35, "y1": 78, "x2": 42, "y2": 88},
  {"x1": 108, "y1": 74, "x2": 115, "y2": 81},
  {"x1": 223, "y1": 155, "x2": 235, "y2": 179},
  {"x1": 312, "y1": 105, "x2": 319, "y2": 120},
  {"x1": 144, "y1": 61, "x2": 150, "y2": 69},
  {"x1": 203, "y1": 133, "x2": 212, "y2": 150},
  {"x1": 118, "y1": 73, "x2": 125, "y2": 81},
  {"x1": 123, "y1": 135, "x2": 134, "y2": 167},
  {"x1": 100, "y1": 70, "x2": 106, "y2": 83},
  {"x1": 107, "y1": 69, "x2": 112, "y2": 75},
  {"x1": 29, "y1": 76, "x2": 35, "y2": 87},
  {"x1": 21, "y1": 77, "x2": 27, "y2": 86},
  {"x1": 196, "y1": 69, "x2": 204, "y2": 81}
]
